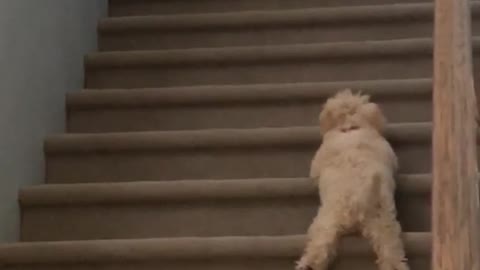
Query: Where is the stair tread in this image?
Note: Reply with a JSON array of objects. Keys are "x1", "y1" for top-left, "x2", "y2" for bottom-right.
[
  {"x1": 46, "y1": 123, "x2": 431, "y2": 153},
  {"x1": 100, "y1": 3, "x2": 480, "y2": 51},
  {"x1": 99, "y1": 2, "x2": 461, "y2": 32},
  {"x1": 0, "y1": 233, "x2": 430, "y2": 264},
  {"x1": 20, "y1": 174, "x2": 430, "y2": 206},
  {"x1": 87, "y1": 38, "x2": 446, "y2": 68},
  {"x1": 108, "y1": 0, "x2": 432, "y2": 17},
  {"x1": 69, "y1": 78, "x2": 431, "y2": 108},
  {"x1": 89, "y1": 37, "x2": 480, "y2": 68},
  {"x1": 87, "y1": 37, "x2": 480, "y2": 89}
]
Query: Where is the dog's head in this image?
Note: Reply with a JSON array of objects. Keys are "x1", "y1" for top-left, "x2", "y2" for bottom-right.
[{"x1": 318, "y1": 89, "x2": 386, "y2": 135}]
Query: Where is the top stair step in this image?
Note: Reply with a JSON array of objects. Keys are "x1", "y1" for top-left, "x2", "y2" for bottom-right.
[
  {"x1": 109, "y1": 0, "x2": 431, "y2": 16},
  {"x1": 100, "y1": 3, "x2": 480, "y2": 51},
  {"x1": 86, "y1": 38, "x2": 480, "y2": 89}
]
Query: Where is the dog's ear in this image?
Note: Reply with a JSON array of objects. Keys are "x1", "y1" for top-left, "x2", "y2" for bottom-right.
[
  {"x1": 319, "y1": 106, "x2": 335, "y2": 135},
  {"x1": 361, "y1": 102, "x2": 386, "y2": 133}
]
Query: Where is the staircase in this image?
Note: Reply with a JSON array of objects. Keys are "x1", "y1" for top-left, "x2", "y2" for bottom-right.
[{"x1": 1, "y1": 0, "x2": 479, "y2": 269}]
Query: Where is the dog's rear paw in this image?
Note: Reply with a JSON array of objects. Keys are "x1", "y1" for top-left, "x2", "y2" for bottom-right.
[
  {"x1": 295, "y1": 259, "x2": 313, "y2": 270},
  {"x1": 295, "y1": 265, "x2": 312, "y2": 270},
  {"x1": 378, "y1": 261, "x2": 410, "y2": 270},
  {"x1": 395, "y1": 262, "x2": 410, "y2": 270}
]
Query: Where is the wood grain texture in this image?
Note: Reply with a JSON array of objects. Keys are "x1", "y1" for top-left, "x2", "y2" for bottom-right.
[{"x1": 432, "y1": 0, "x2": 480, "y2": 269}]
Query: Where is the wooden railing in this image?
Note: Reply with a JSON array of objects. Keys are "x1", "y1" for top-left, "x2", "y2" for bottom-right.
[{"x1": 432, "y1": 0, "x2": 480, "y2": 269}]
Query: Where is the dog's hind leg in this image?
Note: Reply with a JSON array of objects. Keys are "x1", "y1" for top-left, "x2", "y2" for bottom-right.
[
  {"x1": 296, "y1": 210, "x2": 342, "y2": 270},
  {"x1": 361, "y1": 209, "x2": 409, "y2": 270}
]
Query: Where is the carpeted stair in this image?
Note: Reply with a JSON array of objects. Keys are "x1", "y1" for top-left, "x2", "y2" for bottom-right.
[{"x1": 1, "y1": 0, "x2": 479, "y2": 269}]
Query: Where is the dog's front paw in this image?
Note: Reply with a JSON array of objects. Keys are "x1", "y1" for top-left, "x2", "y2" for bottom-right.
[{"x1": 295, "y1": 258, "x2": 313, "y2": 270}]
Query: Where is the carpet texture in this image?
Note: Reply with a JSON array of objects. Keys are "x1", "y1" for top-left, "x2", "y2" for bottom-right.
[{"x1": 2, "y1": 0, "x2": 476, "y2": 269}]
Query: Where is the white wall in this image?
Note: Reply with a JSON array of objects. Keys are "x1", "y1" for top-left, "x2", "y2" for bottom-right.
[{"x1": 0, "y1": 0, "x2": 107, "y2": 242}]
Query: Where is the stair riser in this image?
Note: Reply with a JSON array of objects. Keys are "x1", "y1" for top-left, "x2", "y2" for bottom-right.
[
  {"x1": 67, "y1": 98, "x2": 430, "y2": 133},
  {"x1": 4, "y1": 258, "x2": 429, "y2": 270},
  {"x1": 99, "y1": 21, "x2": 480, "y2": 51},
  {"x1": 21, "y1": 194, "x2": 428, "y2": 241},
  {"x1": 46, "y1": 143, "x2": 431, "y2": 183},
  {"x1": 109, "y1": 0, "x2": 429, "y2": 16},
  {"x1": 86, "y1": 55, "x2": 480, "y2": 88}
]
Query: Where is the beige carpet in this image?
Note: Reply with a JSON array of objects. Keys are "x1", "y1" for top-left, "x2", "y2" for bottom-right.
[{"x1": 2, "y1": 0, "x2": 478, "y2": 269}]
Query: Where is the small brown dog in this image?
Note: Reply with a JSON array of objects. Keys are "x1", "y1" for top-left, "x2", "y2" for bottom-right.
[{"x1": 296, "y1": 89, "x2": 409, "y2": 270}]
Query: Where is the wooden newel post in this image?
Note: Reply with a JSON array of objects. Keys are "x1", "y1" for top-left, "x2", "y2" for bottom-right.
[{"x1": 432, "y1": 0, "x2": 480, "y2": 269}]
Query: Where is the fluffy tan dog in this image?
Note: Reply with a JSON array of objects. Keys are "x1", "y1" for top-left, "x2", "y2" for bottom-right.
[{"x1": 296, "y1": 89, "x2": 409, "y2": 270}]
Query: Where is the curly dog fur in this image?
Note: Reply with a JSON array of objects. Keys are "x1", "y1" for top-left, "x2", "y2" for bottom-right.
[{"x1": 296, "y1": 89, "x2": 409, "y2": 270}]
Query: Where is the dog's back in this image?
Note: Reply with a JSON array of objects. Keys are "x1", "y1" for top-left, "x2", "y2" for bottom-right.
[{"x1": 310, "y1": 127, "x2": 397, "y2": 219}]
